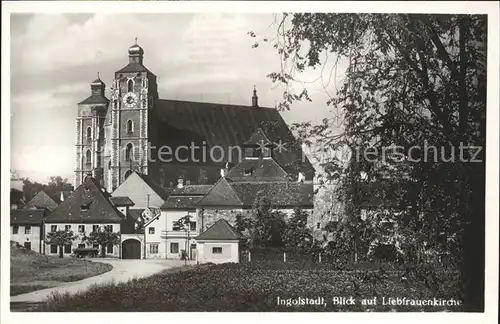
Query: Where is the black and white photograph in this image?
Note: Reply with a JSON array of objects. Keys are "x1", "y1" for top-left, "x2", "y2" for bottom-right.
[{"x1": 1, "y1": 1, "x2": 498, "y2": 321}]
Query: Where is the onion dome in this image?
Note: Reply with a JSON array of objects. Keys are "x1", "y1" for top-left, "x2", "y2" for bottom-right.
[
  {"x1": 91, "y1": 73, "x2": 105, "y2": 87},
  {"x1": 128, "y1": 40, "x2": 144, "y2": 56}
]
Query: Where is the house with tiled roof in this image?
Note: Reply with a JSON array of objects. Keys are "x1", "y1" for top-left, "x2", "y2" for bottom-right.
[
  {"x1": 70, "y1": 42, "x2": 316, "y2": 261},
  {"x1": 194, "y1": 126, "x2": 315, "y2": 235},
  {"x1": 195, "y1": 219, "x2": 245, "y2": 264},
  {"x1": 44, "y1": 174, "x2": 137, "y2": 258},
  {"x1": 11, "y1": 209, "x2": 46, "y2": 253},
  {"x1": 24, "y1": 190, "x2": 59, "y2": 212},
  {"x1": 154, "y1": 125, "x2": 314, "y2": 261},
  {"x1": 110, "y1": 171, "x2": 172, "y2": 258},
  {"x1": 158, "y1": 184, "x2": 212, "y2": 259}
]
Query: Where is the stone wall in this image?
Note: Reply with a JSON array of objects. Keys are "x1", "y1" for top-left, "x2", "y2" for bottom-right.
[{"x1": 200, "y1": 208, "x2": 246, "y2": 232}]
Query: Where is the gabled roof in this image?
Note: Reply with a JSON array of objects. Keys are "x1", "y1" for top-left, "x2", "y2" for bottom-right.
[
  {"x1": 78, "y1": 94, "x2": 109, "y2": 105},
  {"x1": 196, "y1": 219, "x2": 244, "y2": 241},
  {"x1": 116, "y1": 63, "x2": 153, "y2": 74},
  {"x1": 170, "y1": 185, "x2": 213, "y2": 196},
  {"x1": 24, "y1": 190, "x2": 58, "y2": 212},
  {"x1": 197, "y1": 179, "x2": 314, "y2": 209},
  {"x1": 11, "y1": 209, "x2": 45, "y2": 225},
  {"x1": 136, "y1": 172, "x2": 170, "y2": 199},
  {"x1": 46, "y1": 177, "x2": 125, "y2": 224},
  {"x1": 225, "y1": 158, "x2": 288, "y2": 182},
  {"x1": 161, "y1": 196, "x2": 204, "y2": 210},
  {"x1": 230, "y1": 181, "x2": 314, "y2": 208},
  {"x1": 244, "y1": 128, "x2": 272, "y2": 145},
  {"x1": 195, "y1": 178, "x2": 242, "y2": 207},
  {"x1": 110, "y1": 196, "x2": 135, "y2": 207},
  {"x1": 128, "y1": 209, "x2": 145, "y2": 222}
]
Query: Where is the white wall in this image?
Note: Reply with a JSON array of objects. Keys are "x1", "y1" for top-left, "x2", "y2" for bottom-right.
[
  {"x1": 11, "y1": 225, "x2": 41, "y2": 253},
  {"x1": 112, "y1": 172, "x2": 165, "y2": 209},
  {"x1": 44, "y1": 223, "x2": 121, "y2": 257},
  {"x1": 197, "y1": 240, "x2": 239, "y2": 264}
]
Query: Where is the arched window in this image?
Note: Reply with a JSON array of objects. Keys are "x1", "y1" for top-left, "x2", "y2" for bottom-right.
[
  {"x1": 86, "y1": 127, "x2": 92, "y2": 139},
  {"x1": 125, "y1": 143, "x2": 133, "y2": 161},
  {"x1": 85, "y1": 150, "x2": 92, "y2": 165},
  {"x1": 108, "y1": 160, "x2": 111, "y2": 170},
  {"x1": 125, "y1": 170, "x2": 133, "y2": 179},
  {"x1": 127, "y1": 120, "x2": 134, "y2": 133},
  {"x1": 127, "y1": 79, "x2": 134, "y2": 92}
]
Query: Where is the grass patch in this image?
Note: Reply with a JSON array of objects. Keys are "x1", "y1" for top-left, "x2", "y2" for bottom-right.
[
  {"x1": 11, "y1": 285, "x2": 51, "y2": 296},
  {"x1": 10, "y1": 242, "x2": 113, "y2": 296},
  {"x1": 35, "y1": 262, "x2": 460, "y2": 312}
]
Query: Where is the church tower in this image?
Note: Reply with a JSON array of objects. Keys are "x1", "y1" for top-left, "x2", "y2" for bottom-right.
[
  {"x1": 74, "y1": 75, "x2": 109, "y2": 189},
  {"x1": 103, "y1": 40, "x2": 159, "y2": 192}
]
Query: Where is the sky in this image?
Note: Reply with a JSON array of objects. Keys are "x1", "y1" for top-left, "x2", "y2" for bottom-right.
[{"x1": 10, "y1": 13, "x2": 347, "y2": 184}]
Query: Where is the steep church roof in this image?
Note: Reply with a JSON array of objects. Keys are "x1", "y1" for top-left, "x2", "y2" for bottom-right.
[
  {"x1": 47, "y1": 177, "x2": 125, "y2": 224},
  {"x1": 154, "y1": 100, "x2": 314, "y2": 176},
  {"x1": 24, "y1": 190, "x2": 58, "y2": 212}
]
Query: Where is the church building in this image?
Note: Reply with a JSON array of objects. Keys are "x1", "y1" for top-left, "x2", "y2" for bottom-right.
[{"x1": 74, "y1": 41, "x2": 315, "y2": 193}]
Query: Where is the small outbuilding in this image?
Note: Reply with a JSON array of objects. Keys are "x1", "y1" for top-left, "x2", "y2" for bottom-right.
[{"x1": 195, "y1": 219, "x2": 245, "y2": 264}]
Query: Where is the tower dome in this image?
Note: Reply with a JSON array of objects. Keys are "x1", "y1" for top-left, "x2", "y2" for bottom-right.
[
  {"x1": 91, "y1": 73, "x2": 105, "y2": 87},
  {"x1": 128, "y1": 39, "x2": 144, "y2": 56}
]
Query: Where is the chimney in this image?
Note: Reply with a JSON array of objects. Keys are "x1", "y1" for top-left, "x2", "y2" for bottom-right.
[
  {"x1": 177, "y1": 177, "x2": 184, "y2": 189},
  {"x1": 220, "y1": 162, "x2": 229, "y2": 178},
  {"x1": 252, "y1": 85, "x2": 258, "y2": 107},
  {"x1": 297, "y1": 172, "x2": 305, "y2": 183}
]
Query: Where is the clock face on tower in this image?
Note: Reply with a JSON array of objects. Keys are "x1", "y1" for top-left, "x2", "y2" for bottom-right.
[{"x1": 122, "y1": 92, "x2": 138, "y2": 108}]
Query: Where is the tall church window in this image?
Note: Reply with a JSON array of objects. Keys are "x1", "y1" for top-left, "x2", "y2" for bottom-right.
[
  {"x1": 127, "y1": 120, "x2": 134, "y2": 133},
  {"x1": 125, "y1": 143, "x2": 133, "y2": 161},
  {"x1": 85, "y1": 150, "x2": 92, "y2": 165},
  {"x1": 86, "y1": 127, "x2": 92, "y2": 141},
  {"x1": 127, "y1": 79, "x2": 134, "y2": 92},
  {"x1": 108, "y1": 161, "x2": 111, "y2": 170}
]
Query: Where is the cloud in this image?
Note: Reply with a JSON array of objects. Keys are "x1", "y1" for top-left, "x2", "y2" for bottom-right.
[{"x1": 10, "y1": 13, "x2": 344, "y2": 183}]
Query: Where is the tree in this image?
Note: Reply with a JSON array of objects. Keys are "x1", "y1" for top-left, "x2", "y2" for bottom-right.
[
  {"x1": 173, "y1": 214, "x2": 195, "y2": 260},
  {"x1": 283, "y1": 208, "x2": 313, "y2": 251},
  {"x1": 82, "y1": 227, "x2": 120, "y2": 258},
  {"x1": 250, "y1": 195, "x2": 287, "y2": 248},
  {"x1": 252, "y1": 13, "x2": 486, "y2": 310},
  {"x1": 45, "y1": 230, "x2": 78, "y2": 258},
  {"x1": 17, "y1": 175, "x2": 73, "y2": 203}
]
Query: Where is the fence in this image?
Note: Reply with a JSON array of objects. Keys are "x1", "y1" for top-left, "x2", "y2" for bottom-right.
[{"x1": 239, "y1": 248, "x2": 413, "y2": 271}]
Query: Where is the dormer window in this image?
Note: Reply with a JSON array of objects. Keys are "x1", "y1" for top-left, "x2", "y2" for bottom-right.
[
  {"x1": 243, "y1": 168, "x2": 253, "y2": 176},
  {"x1": 81, "y1": 202, "x2": 91, "y2": 211}
]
